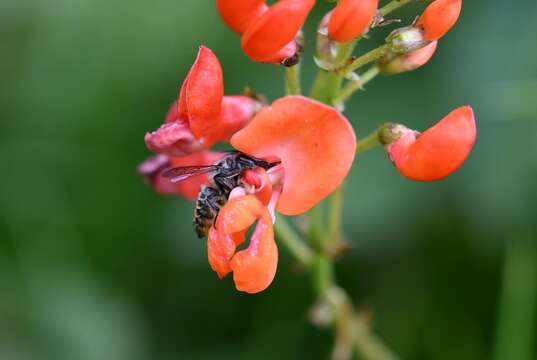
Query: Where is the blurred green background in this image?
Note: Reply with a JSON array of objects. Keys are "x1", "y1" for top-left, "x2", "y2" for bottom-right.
[{"x1": 1, "y1": 1, "x2": 536, "y2": 359}]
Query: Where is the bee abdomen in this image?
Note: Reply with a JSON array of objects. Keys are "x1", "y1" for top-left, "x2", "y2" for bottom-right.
[{"x1": 193, "y1": 186, "x2": 225, "y2": 238}]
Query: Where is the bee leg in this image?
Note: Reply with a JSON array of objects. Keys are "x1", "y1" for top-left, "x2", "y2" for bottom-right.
[{"x1": 213, "y1": 174, "x2": 238, "y2": 195}]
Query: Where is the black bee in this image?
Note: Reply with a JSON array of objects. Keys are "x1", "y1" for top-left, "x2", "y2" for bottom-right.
[{"x1": 162, "y1": 152, "x2": 278, "y2": 238}]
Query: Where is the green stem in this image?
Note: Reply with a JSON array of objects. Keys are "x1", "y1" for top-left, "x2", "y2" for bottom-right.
[
  {"x1": 337, "y1": 45, "x2": 390, "y2": 76},
  {"x1": 306, "y1": 26, "x2": 397, "y2": 360},
  {"x1": 327, "y1": 186, "x2": 344, "y2": 251},
  {"x1": 308, "y1": 206, "x2": 324, "y2": 250},
  {"x1": 379, "y1": 0, "x2": 414, "y2": 17},
  {"x1": 310, "y1": 70, "x2": 330, "y2": 102},
  {"x1": 334, "y1": 39, "x2": 359, "y2": 67},
  {"x1": 333, "y1": 66, "x2": 380, "y2": 107},
  {"x1": 275, "y1": 215, "x2": 315, "y2": 268},
  {"x1": 312, "y1": 256, "x2": 335, "y2": 298},
  {"x1": 311, "y1": 40, "x2": 359, "y2": 104},
  {"x1": 353, "y1": 315, "x2": 399, "y2": 360},
  {"x1": 357, "y1": 128, "x2": 381, "y2": 152},
  {"x1": 284, "y1": 64, "x2": 301, "y2": 95}
]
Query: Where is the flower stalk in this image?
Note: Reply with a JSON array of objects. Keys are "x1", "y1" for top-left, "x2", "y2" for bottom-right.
[
  {"x1": 333, "y1": 65, "x2": 381, "y2": 109},
  {"x1": 274, "y1": 214, "x2": 315, "y2": 268},
  {"x1": 336, "y1": 44, "x2": 390, "y2": 76},
  {"x1": 357, "y1": 126, "x2": 382, "y2": 152},
  {"x1": 305, "y1": 26, "x2": 397, "y2": 360},
  {"x1": 284, "y1": 64, "x2": 302, "y2": 95},
  {"x1": 379, "y1": 0, "x2": 415, "y2": 16}
]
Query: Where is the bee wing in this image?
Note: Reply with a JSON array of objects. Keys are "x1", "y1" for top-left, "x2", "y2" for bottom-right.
[{"x1": 161, "y1": 165, "x2": 217, "y2": 183}]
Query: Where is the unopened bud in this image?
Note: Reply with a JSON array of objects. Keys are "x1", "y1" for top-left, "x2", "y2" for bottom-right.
[
  {"x1": 378, "y1": 41, "x2": 438, "y2": 75},
  {"x1": 378, "y1": 122, "x2": 412, "y2": 146},
  {"x1": 386, "y1": 26, "x2": 427, "y2": 54},
  {"x1": 315, "y1": 12, "x2": 338, "y2": 67}
]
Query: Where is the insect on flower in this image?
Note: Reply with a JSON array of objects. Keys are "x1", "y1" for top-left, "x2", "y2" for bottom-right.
[{"x1": 162, "y1": 151, "x2": 280, "y2": 238}]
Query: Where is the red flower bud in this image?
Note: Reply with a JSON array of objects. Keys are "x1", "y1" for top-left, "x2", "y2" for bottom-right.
[
  {"x1": 379, "y1": 41, "x2": 438, "y2": 75},
  {"x1": 216, "y1": 0, "x2": 268, "y2": 34},
  {"x1": 417, "y1": 0, "x2": 462, "y2": 41},
  {"x1": 385, "y1": 106, "x2": 476, "y2": 182},
  {"x1": 145, "y1": 46, "x2": 262, "y2": 156},
  {"x1": 217, "y1": 0, "x2": 315, "y2": 64},
  {"x1": 328, "y1": 0, "x2": 379, "y2": 42}
]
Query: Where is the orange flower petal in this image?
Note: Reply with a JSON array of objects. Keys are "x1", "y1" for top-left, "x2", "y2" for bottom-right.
[
  {"x1": 229, "y1": 210, "x2": 277, "y2": 294},
  {"x1": 185, "y1": 46, "x2": 224, "y2": 146},
  {"x1": 387, "y1": 106, "x2": 476, "y2": 181},
  {"x1": 208, "y1": 195, "x2": 277, "y2": 293},
  {"x1": 217, "y1": 95, "x2": 263, "y2": 141},
  {"x1": 417, "y1": 0, "x2": 462, "y2": 41},
  {"x1": 241, "y1": 0, "x2": 315, "y2": 62},
  {"x1": 231, "y1": 96, "x2": 356, "y2": 215},
  {"x1": 216, "y1": 0, "x2": 268, "y2": 34},
  {"x1": 328, "y1": 0, "x2": 379, "y2": 42},
  {"x1": 208, "y1": 227, "x2": 235, "y2": 278}
]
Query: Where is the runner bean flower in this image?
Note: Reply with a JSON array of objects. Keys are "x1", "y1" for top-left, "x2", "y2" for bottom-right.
[
  {"x1": 217, "y1": 0, "x2": 315, "y2": 64},
  {"x1": 417, "y1": 0, "x2": 463, "y2": 41},
  {"x1": 380, "y1": 106, "x2": 476, "y2": 182},
  {"x1": 139, "y1": 0, "x2": 476, "y2": 357},
  {"x1": 327, "y1": 0, "x2": 379, "y2": 42},
  {"x1": 145, "y1": 46, "x2": 262, "y2": 156},
  {"x1": 208, "y1": 96, "x2": 356, "y2": 293}
]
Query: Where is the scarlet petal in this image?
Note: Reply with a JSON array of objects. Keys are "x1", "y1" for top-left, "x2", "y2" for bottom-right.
[
  {"x1": 417, "y1": 0, "x2": 462, "y2": 41},
  {"x1": 144, "y1": 121, "x2": 203, "y2": 157},
  {"x1": 229, "y1": 211, "x2": 277, "y2": 294},
  {"x1": 218, "y1": 96, "x2": 263, "y2": 140},
  {"x1": 231, "y1": 96, "x2": 356, "y2": 215},
  {"x1": 216, "y1": 0, "x2": 268, "y2": 34},
  {"x1": 258, "y1": 40, "x2": 298, "y2": 65},
  {"x1": 328, "y1": 0, "x2": 379, "y2": 42},
  {"x1": 185, "y1": 46, "x2": 224, "y2": 146},
  {"x1": 388, "y1": 106, "x2": 476, "y2": 181},
  {"x1": 241, "y1": 0, "x2": 315, "y2": 62},
  {"x1": 209, "y1": 195, "x2": 277, "y2": 293},
  {"x1": 207, "y1": 227, "x2": 235, "y2": 278}
]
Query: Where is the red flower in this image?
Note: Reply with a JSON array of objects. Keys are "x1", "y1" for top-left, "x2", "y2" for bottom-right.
[
  {"x1": 145, "y1": 46, "x2": 261, "y2": 156},
  {"x1": 417, "y1": 0, "x2": 462, "y2": 41},
  {"x1": 327, "y1": 0, "x2": 379, "y2": 42},
  {"x1": 207, "y1": 96, "x2": 356, "y2": 293},
  {"x1": 208, "y1": 195, "x2": 277, "y2": 293},
  {"x1": 379, "y1": 41, "x2": 438, "y2": 75},
  {"x1": 138, "y1": 152, "x2": 224, "y2": 200},
  {"x1": 384, "y1": 106, "x2": 476, "y2": 182},
  {"x1": 217, "y1": 0, "x2": 315, "y2": 64}
]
